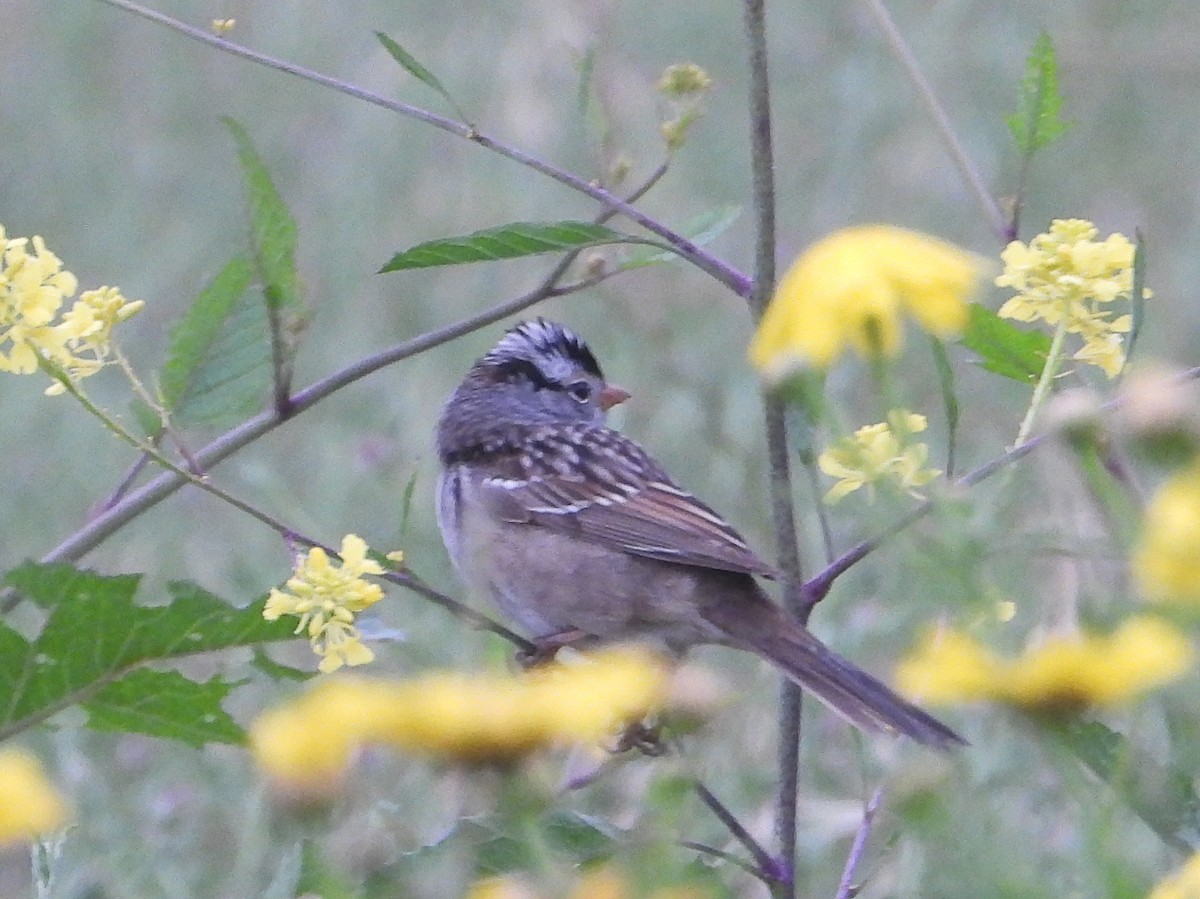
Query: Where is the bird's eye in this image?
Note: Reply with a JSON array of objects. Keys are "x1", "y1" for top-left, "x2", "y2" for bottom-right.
[{"x1": 566, "y1": 379, "x2": 592, "y2": 403}]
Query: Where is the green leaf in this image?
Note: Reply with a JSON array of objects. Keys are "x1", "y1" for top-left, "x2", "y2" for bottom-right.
[
  {"x1": 0, "y1": 562, "x2": 298, "y2": 745},
  {"x1": 155, "y1": 255, "x2": 271, "y2": 428},
  {"x1": 575, "y1": 44, "x2": 597, "y2": 119},
  {"x1": 251, "y1": 647, "x2": 311, "y2": 682},
  {"x1": 960, "y1": 302, "x2": 1051, "y2": 383},
  {"x1": 1007, "y1": 32, "x2": 1073, "y2": 155},
  {"x1": 375, "y1": 32, "x2": 467, "y2": 121},
  {"x1": 223, "y1": 118, "x2": 302, "y2": 313},
  {"x1": 1125, "y1": 230, "x2": 1148, "y2": 369},
  {"x1": 929, "y1": 335, "x2": 960, "y2": 475},
  {"x1": 540, "y1": 810, "x2": 618, "y2": 861},
  {"x1": 379, "y1": 221, "x2": 641, "y2": 272},
  {"x1": 1052, "y1": 719, "x2": 1199, "y2": 852},
  {"x1": 621, "y1": 205, "x2": 741, "y2": 270},
  {"x1": 397, "y1": 468, "x2": 420, "y2": 542},
  {"x1": 84, "y1": 669, "x2": 244, "y2": 746}
]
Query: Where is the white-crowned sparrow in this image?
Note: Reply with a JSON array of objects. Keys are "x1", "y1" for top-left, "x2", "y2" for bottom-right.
[{"x1": 436, "y1": 319, "x2": 963, "y2": 749}]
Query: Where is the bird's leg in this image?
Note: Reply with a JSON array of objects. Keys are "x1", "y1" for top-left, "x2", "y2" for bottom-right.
[
  {"x1": 614, "y1": 719, "x2": 668, "y2": 757},
  {"x1": 516, "y1": 626, "x2": 591, "y2": 668}
]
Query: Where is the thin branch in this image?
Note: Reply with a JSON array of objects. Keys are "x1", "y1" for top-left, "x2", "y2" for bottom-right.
[
  {"x1": 860, "y1": 0, "x2": 1008, "y2": 241},
  {"x1": 94, "y1": 0, "x2": 752, "y2": 299},
  {"x1": 693, "y1": 781, "x2": 789, "y2": 886},
  {"x1": 740, "y1": 2, "x2": 805, "y2": 895},
  {"x1": 835, "y1": 787, "x2": 885, "y2": 899}
]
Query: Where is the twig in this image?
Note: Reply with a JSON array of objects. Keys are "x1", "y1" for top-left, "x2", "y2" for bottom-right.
[
  {"x1": 835, "y1": 787, "x2": 884, "y2": 899},
  {"x1": 693, "y1": 781, "x2": 789, "y2": 886},
  {"x1": 94, "y1": 0, "x2": 752, "y2": 300},
  {"x1": 860, "y1": 0, "x2": 1008, "y2": 241}
]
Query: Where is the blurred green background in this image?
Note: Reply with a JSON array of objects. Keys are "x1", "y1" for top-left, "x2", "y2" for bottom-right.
[{"x1": 4, "y1": 0, "x2": 1200, "y2": 896}]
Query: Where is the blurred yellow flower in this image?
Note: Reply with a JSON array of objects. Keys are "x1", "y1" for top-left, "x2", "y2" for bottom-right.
[
  {"x1": 1134, "y1": 465, "x2": 1200, "y2": 604},
  {"x1": 1150, "y1": 853, "x2": 1200, "y2": 899},
  {"x1": 749, "y1": 225, "x2": 986, "y2": 376},
  {"x1": 0, "y1": 748, "x2": 70, "y2": 844},
  {"x1": 996, "y1": 218, "x2": 1143, "y2": 378},
  {"x1": 818, "y1": 410, "x2": 940, "y2": 503},
  {"x1": 466, "y1": 878, "x2": 539, "y2": 899},
  {"x1": 263, "y1": 534, "x2": 386, "y2": 673},
  {"x1": 250, "y1": 649, "x2": 669, "y2": 791},
  {"x1": 657, "y1": 63, "x2": 712, "y2": 97},
  {"x1": 0, "y1": 225, "x2": 141, "y2": 393},
  {"x1": 896, "y1": 617, "x2": 1193, "y2": 712}
]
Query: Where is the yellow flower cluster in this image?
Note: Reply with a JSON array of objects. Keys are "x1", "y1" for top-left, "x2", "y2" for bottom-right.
[
  {"x1": 995, "y1": 218, "x2": 1142, "y2": 378},
  {"x1": 1133, "y1": 464, "x2": 1200, "y2": 604},
  {"x1": 0, "y1": 748, "x2": 70, "y2": 844},
  {"x1": 468, "y1": 868, "x2": 710, "y2": 899},
  {"x1": 263, "y1": 534, "x2": 386, "y2": 673},
  {"x1": 1150, "y1": 854, "x2": 1200, "y2": 899},
  {"x1": 817, "y1": 410, "x2": 940, "y2": 504},
  {"x1": 749, "y1": 225, "x2": 986, "y2": 377},
  {"x1": 895, "y1": 617, "x2": 1192, "y2": 713},
  {"x1": 0, "y1": 225, "x2": 142, "y2": 394},
  {"x1": 250, "y1": 650, "x2": 668, "y2": 792}
]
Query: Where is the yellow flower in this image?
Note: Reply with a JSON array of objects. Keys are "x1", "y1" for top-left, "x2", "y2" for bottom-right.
[
  {"x1": 749, "y1": 225, "x2": 986, "y2": 376},
  {"x1": 0, "y1": 225, "x2": 142, "y2": 392},
  {"x1": 250, "y1": 649, "x2": 669, "y2": 790},
  {"x1": 817, "y1": 410, "x2": 940, "y2": 503},
  {"x1": 895, "y1": 617, "x2": 1193, "y2": 713},
  {"x1": 263, "y1": 534, "x2": 386, "y2": 673},
  {"x1": 1150, "y1": 853, "x2": 1200, "y2": 899},
  {"x1": 995, "y1": 219, "x2": 1143, "y2": 378},
  {"x1": 1134, "y1": 465, "x2": 1200, "y2": 604},
  {"x1": 0, "y1": 748, "x2": 70, "y2": 844}
]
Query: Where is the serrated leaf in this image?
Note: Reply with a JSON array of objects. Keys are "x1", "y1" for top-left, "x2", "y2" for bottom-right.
[
  {"x1": 379, "y1": 221, "x2": 641, "y2": 272},
  {"x1": 160, "y1": 256, "x2": 254, "y2": 410},
  {"x1": 0, "y1": 562, "x2": 297, "y2": 744},
  {"x1": 84, "y1": 669, "x2": 244, "y2": 746},
  {"x1": 960, "y1": 302, "x2": 1051, "y2": 383},
  {"x1": 224, "y1": 119, "x2": 302, "y2": 313},
  {"x1": 621, "y1": 205, "x2": 741, "y2": 269},
  {"x1": 375, "y1": 32, "x2": 466, "y2": 121},
  {"x1": 1007, "y1": 32, "x2": 1073, "y2": 155},
  {"x1": 154, "y1": 256, "x2": 271, "y2": 429},
  {"x1": 1053, "y1": 719, "x2": 1199, "y2": 852},
  {"x1": 541, "y1": 810, "x2": 618, "y2": 860},
  {"x1": 251, "y1": 647, "x2": 312, "y2": 682}
]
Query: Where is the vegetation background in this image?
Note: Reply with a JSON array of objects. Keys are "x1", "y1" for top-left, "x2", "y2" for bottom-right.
[{"x1": 3, "y1": 0, "x2": 1199, "y2": 896}]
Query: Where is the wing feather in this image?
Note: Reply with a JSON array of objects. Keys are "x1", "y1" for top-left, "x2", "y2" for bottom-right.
[{"x1": 482, "y1": 425, "x2": 778, "y2": 578}]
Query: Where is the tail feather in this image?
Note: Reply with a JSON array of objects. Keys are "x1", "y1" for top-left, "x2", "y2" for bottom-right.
[{"x1": 703, "y1": 597, "x2": 965, "y2": 750}]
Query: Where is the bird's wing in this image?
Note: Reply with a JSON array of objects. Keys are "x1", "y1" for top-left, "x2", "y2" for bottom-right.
[{"x1": 480, "y1": 425, "x2": 779, "y2": 578}]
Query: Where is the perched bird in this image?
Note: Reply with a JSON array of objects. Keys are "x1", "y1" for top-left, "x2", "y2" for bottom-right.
[{"x1": 435, "y1": 319, "x2": 963, "y2": 749}]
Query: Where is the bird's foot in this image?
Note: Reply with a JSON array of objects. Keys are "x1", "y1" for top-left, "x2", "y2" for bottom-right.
[
  {"x1": 516, "y1": 627, "x2": 590, "y2": 668},
  {"x1": 615, "y1": 720, "x2": 668, "y2": 757}
]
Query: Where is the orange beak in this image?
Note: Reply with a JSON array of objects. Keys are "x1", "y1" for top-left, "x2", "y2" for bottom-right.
[{"x1": 598, "y1": 384, "x2": 631, "y2": 411}]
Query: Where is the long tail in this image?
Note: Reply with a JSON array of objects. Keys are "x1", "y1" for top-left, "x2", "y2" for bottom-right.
[{"x1": 703, "y1": 597, "x2": 965, "y2": 750}]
